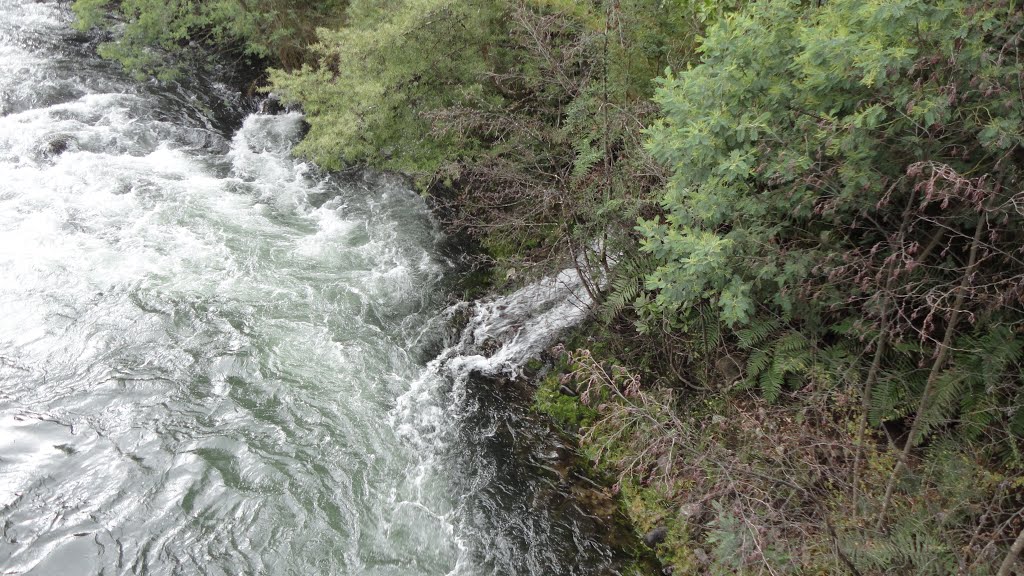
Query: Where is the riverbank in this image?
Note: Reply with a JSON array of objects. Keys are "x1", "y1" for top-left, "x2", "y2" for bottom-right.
[{"x1": 529, "y1": 320, "x2": 860, "y2": 574}]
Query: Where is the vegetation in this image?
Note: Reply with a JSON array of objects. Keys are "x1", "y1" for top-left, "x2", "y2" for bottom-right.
[
  {"x1": 564, "y1": 1, "x2": 1024, "y2": 572},
  {"x1": 74, "y1": 0, "x2": 1024, "y2": 573},
  {"x1": 71, "y1": 0, "x2": 346, "y2": 80},
  {"x1": 265, "y1": 0, "x2": 676, "y2": 288}
]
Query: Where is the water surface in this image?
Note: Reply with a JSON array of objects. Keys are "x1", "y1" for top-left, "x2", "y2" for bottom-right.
[{"x1": 0, "y1": 2, "x2": 625, "y2": 574}]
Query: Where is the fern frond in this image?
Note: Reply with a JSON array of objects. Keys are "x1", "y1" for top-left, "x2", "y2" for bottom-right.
[
  {"x1": 696, "y1": 303, "x2": 722, "y2": 357},
  {"x1": 959, "y1": 394, "x2": 997, "y2": 440},
  {"x1": 774, "y1": 331, "x2": 809, "y2": 354},
  {"x1": 852, "y1": 516, "x2": 958, "y2": 575},
  {"x1": 871, "y1": 372, "x2": 913, "y2": 426},
  {"x1": 599, "y1": 253, "x2": 655, "y2": 323},
  {"x1": 1011, "y1": 401, "x2": 1024, "y2": 438},
  {"x1": 746, "y1": 348, "x2": 771, "y2": 378},
  {"x1": 912, "y1": 369, "x2": 967, "y2": 445},
  {"x1": 736, "y1": 318, "x2": 780, "y2": 349},
  {"x1": 761, "y1": 363, "x2": 784, "y2": 402},
  {"x1": 570, "y1": 140, "x2": 602, "y2": 184}
]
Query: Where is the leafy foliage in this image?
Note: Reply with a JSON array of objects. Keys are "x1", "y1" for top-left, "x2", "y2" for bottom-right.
[
  {"x1": 72, "y1": 0, "x2": 346, "y2": 79},
  {"x1": 642, "y1": 0, "x2": 1024, "y2": 442},
  {"x1": 534, "y1": 371, "x2": 598, "y2": 429},
  {"x1": 599, "y1": 253, "x2": 656, "y2": 323},
  {"x1": 270, "y1": 0, "x2": 505, "y2": 174},
  {"x1": 739, "y1": 329, "x2": 812, "y2": 403},
  {"x1": 272, "y1": 0, "x2": 706, "y2": 277},
  {"x1": 596, "y1": 0, "x2": 1024, "y2": 571}
]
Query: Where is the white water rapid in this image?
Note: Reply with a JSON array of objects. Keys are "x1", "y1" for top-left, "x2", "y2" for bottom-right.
[{"x1": 0, "y1": 1, "x2": 629, "y2": 575}]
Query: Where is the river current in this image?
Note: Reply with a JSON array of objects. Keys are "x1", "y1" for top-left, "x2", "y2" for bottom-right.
[{"x1": 0, "y1": 1, "x2": 626, "y2": 575}]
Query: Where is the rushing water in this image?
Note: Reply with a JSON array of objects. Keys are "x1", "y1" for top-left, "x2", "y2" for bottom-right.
[{"x1": 0, "y1": 2, "x2": 631, "y2": 574}]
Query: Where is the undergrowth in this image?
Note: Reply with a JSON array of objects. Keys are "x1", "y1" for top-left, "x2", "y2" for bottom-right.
[{"x1": 534, "y1": 320, "x2": 1024, "y2": 575}]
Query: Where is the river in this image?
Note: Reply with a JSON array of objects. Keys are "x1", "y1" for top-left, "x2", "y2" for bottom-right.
[{"x1": 0, "y1": 1, "x2": 631, "y2": 574}]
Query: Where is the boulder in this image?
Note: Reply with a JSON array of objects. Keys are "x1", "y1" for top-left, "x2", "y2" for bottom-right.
[{"x1": 643, "y1": 526, "x2": 669, "y2": 548}]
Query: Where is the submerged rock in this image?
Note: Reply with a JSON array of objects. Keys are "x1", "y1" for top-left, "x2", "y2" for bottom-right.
[{"x1": 36, "y1": 134, "x2": 76, "y2": 160}]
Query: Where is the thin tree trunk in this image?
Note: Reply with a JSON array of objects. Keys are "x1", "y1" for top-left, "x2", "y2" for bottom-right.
[
  {"x1": 562, "y1": 202, "x2": 601, "y2": 303},
  {"x1": 598, "y1": 0, "x2": 615, "y2": 279},
  {"x1": 875, "y1": 210, "x2": 987, "y2": 531},
  {"x1": 997, "y1": 523, "x2": 1024, "y2": 576},
  {"x1": 851, "y1": 192, "x2": 916, "y2": 507},
  {"x1": 850, "y1": 302, "x2": 889, "y2": 503}
]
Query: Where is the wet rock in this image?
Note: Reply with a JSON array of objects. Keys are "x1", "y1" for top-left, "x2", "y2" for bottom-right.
[
  {"x1": 48, "y1": 136, "x2": 69, "y2": 155},
  {"x1": 257, "y1": 93, "x2": 284, "y2": 115},
  {"x1": 643, "y1": 525, "x2": 669, "y2": 548},
  {"x1": 52, "y1": 443, "x2": 75, "y2": 455},
  {"x1": 535, "y1": 444, "x2": 572, "y2": 463},
  {"x1": 478, "y1": 336, "x2": 501, "y2": 357},
  {"x1": 257, "y1": 93, "x2": 300, "y2": 115},
  {"x1": 37, "y1": 134, "x2": 75, "y2": 159},
  {"x1": 444, "y1": 305, "x2": 472, "y2": 341}
]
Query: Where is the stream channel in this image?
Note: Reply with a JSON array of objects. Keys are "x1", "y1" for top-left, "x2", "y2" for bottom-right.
[{"x1": 0, "y1": 1, "x2": 635, "y2": 574}]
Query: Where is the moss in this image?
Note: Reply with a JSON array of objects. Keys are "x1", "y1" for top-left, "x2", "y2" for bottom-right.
[
  {"x1": 616, "y1": 479, "x2": 703, "y2": 573},
  {"x1": 453, "y1": 265, "x2": 496, "y2": 301},
  {"x1": 524, "y1": 357, "x2": 544, "y2": 373},
  {"x1": 533, "y1": 372, "x2": 598, "y2": 429}
]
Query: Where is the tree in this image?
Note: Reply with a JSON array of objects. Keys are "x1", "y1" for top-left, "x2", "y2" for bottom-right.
[
  {"x1": 269, "y1": 0, "x2": 506, "y2": 174},
  {"x1": 72, "y1": 0, "x2": 346, "y2": 79},
  {"x1": 643, "y1": 0, "x2": 1024, "y2": 417}
]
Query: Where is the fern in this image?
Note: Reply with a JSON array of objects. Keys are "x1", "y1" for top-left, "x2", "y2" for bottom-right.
[
  {"x1": 760, "y1": 363, "x2": 785, "y2": 402},
  {"x1": 696, "y1": 302, "x2": 722, "y2": 358},
  {"x1": 735, "y1": 318, "x2": 781, "y2": 348},
  {"x1": 959, "y1": 393, "x2": 997, "y2": 440},
  {"x1": 870, "y1": 375, "x2": 902, "y2": 427},
  {"x1": 871, "y1": 368, "x2": 927, "y2": 427},
  {"x1": 774, "y1": 332, "x2": 809, "y2": 354},
  {"x1": 745, "y1": 348, "x2": 772, "y2": 379},
  {"x1": 851, "y1": 516, "x2": 958, "y2": 575},
  {"x1": 599, "y1": 253, "x2": 655, "y2": 323},
  {"x1": 943, "y1": 325, "x2": 1024, "y2": 465},
  {"x1": 570, "y1": 139, "x2": 603, "y2": 185},
  {"x1": 913, "y1": 369, "x2": 968, "y2": 444},
  {"x1": 600, "y1": 274, "x2": 641, "y2": 323},
  {"x1": 997, "y1": 417, "x2": 1024, "y2": 470},
  {"x1": 868, "y1": 337, "x2": 928, "y2": 427},
  {"x1": 1011, "y1": 398, "x2": 1024, "y2": 438},
  {"x1": 739, "y1": 326, "x2": 813, "y2": 403},
  {"x1": 866, "y1": 324, "x2": 1024, "y2": 465}
]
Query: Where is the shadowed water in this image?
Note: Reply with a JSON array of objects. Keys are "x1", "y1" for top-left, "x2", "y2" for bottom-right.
[{"x1": 0, "y1": 2, "x2": 631, "y2": 574}]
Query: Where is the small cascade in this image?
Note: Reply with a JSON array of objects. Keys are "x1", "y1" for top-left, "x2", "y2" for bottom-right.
[
  {"x1": 444, "y1": 267, "x2": 595, "y2": 378},
  {"x1": 394, "y1": 267, "x2": 594, "y2": 455},
  {"x1": 390, "y1": 269, "x2": 634, "y2": 576}
]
